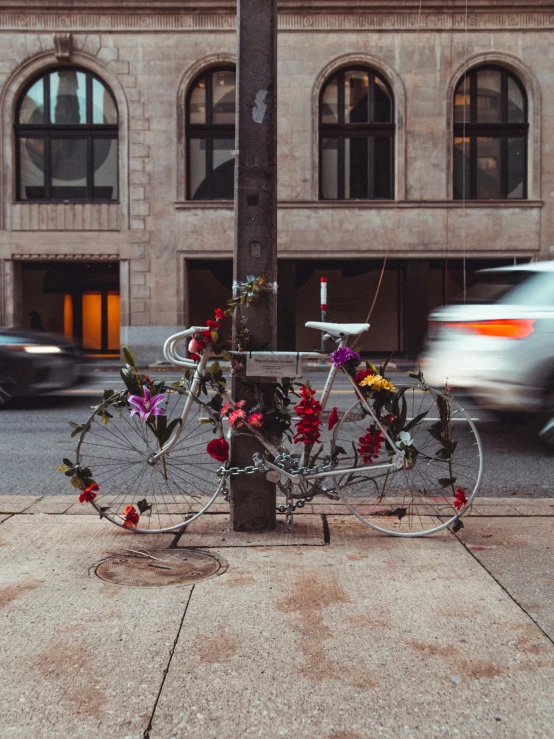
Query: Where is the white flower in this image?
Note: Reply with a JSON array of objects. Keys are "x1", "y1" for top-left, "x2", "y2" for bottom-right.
[
  {"x1": 397, "y1": 431, "x2": 413, "y2": 447},
  {"x1": 392, "y1": 451, "x2": 405, "y2": 469}
]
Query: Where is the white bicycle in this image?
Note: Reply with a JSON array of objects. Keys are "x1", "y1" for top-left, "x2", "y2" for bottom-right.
[{"x1": 75, "y1": 320, "x2": 483, "y2": 537}]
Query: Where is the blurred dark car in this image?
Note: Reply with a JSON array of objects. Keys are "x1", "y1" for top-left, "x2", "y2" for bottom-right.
[{"x1": 0, "y1": 328, "x2": 83, "y2": 407}]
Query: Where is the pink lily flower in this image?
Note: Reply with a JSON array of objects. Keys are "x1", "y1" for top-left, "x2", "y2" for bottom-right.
[{"x1": 128, "y1": 386, "x2": 167, "y2": 423}]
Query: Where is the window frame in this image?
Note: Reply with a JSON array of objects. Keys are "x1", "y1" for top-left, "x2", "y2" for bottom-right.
[
  {"x1": 319, "y1": 66, "x2": 395, "y2": 201},
  {"x1": 186, "y1": 65, "x2": 236, "y2": 201},
  {"x1": 453, "y1": 64, "x2": 528, "y2": 200},
  {"x1": 14, "y1": 66, "x2": 119, "y2": 204}
]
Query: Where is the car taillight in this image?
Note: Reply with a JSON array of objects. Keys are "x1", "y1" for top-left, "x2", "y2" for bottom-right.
[{"x1": 444, "y1": 319, "x2": 535, "y2": 339}]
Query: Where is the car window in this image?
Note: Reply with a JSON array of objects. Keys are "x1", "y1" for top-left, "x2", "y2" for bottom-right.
[{"x1": 453, "y1": 271, "x2": 536, "y2": 304}]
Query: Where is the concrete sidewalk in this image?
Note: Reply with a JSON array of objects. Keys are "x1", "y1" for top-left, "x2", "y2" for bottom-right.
[{"x1": 1, "y1": 497, "x2": 554, "y2": 738}]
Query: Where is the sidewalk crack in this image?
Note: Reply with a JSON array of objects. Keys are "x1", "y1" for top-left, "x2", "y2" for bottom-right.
[
  {"x1": 143, "y1": 584, "x2": 195, "y2": 738},
  {"x1": 455, "y1": 534, "x2": 554, "y2": 648}
]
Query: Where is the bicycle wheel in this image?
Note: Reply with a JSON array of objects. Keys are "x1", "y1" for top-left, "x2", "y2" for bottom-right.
[
  {"x1": 331, "y1": 384, "x2": 483, "y2": 536},
  {"x1": 76, "y1": 386, "x2": 226, "y2": 533}
]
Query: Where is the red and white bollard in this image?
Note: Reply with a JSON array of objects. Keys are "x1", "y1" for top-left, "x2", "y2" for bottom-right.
[{"x1": 320, "y1": 276, "x2": 327, "y2": 353}]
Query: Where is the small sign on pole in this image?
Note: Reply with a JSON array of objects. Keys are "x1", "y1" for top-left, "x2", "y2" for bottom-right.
[{"x1": 320, "y1": 276, "x2": 327, "y2": 352}]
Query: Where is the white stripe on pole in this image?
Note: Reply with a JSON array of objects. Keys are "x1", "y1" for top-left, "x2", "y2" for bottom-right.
[{"x1": 320, "y1": 276, "x2": 327, "y2": 311}]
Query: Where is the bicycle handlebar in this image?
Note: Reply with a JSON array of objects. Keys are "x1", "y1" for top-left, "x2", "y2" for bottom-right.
[{"x1": 163, "y1": 326, "x2": 209, "y2": 368}]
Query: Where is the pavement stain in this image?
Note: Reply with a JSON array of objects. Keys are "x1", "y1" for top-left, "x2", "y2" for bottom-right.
[
  {"x1": 276, "y1": 572, "x2": 378, "y2": 691},
  {"x1": 410, "y1": 640, "x2": 459, "y2": 657},
  {"x1": 0, "y1": 578, "x2": 42, "y2": 609},
  {"x1": 216, "y1": 569, "x2": 256, "y2": 587},
  {"x1": 455, "y1": 659, "x2": 506, "y2": 679},
  {"x1": 34, "y1": 643, "x2": 107, "y2": 720},
  {"x1": 516, "y1": 636, "x2": 553, "y2": 655},
  {"x1": 191, "y1": 626, "x2": 239, "y2": 664}
]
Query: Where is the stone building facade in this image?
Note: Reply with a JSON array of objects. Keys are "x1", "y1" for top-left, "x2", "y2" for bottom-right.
[{"x1": 0, "y1": 1, "x2": 552, "y2": 361}]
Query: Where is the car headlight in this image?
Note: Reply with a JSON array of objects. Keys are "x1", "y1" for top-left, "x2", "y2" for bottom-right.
[
  {"x1": 24, "y1": 345, "x2": 62, "y2": 354},
  {"x1": 4, "y1": 344, "x2": 62, "y2": 354}
]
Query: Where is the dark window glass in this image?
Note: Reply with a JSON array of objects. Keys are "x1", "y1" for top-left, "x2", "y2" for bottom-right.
[
  {"x1": 187, "y1": 67, "x2": 235, "y2": 200},
  {"x1": 319, "y1": 67, "x2": 394, "y2": 200},
  {"x1": 453, "y1": 66, "x2": 528, "y2": 200},
  {"x1": 15, "y1": 67, "x2": 118, "y2": 202}
]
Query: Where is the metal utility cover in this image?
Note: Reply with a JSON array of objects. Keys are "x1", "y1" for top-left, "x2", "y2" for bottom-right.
[{"x1": 95, "y1": 549, "x2": 227, "y2": 588}]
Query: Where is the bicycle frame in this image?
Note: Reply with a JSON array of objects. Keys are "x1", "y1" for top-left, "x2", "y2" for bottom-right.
[{"x1": 155, "y1": 328, "x2": 397, "y2": 480}]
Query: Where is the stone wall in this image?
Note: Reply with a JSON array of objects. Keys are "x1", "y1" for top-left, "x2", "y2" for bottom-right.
[{"x1": 0, "y1": 2, "x2": 552, "y2": 360}]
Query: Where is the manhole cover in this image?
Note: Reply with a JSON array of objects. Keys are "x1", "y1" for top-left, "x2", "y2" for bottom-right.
[{"x1": 95, "y1": 549, "x2": 227, "y2": 588}]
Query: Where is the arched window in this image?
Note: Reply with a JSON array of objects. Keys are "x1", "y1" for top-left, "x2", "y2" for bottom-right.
[
  {"x1": 15, "y1": 67, "x2": 118, "y2": 202},
  {"x1": 319, "y1": 67, "x2": 394, "y2": 200},
  {"x1": 453, "y1": 66, "x2": 528, "y2": 200},
  {"x1": 186, "y1": 67, "x2": 235, "y2": 200}
]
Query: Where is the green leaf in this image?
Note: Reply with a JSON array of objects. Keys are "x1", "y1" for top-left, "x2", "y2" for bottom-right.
[
  {"x1": 428, "y1": 421, "x2": 444, "y2": 442},
  {"x1": 198, "y1": 418, "x2": 214, "y2": 425},
  {"x1": 211, "y1": 331, "x2": 219, "y2": 344},
  {"x1": 137, "y1": 498, "x2": 153, "y2": 514},
  {"x1": 122, "y1": 346, "x2": 137, "y2": 369},
  {"x1": 436, "y1": 447, "x2": 451, "y2": 460},
  {"x1": 64, "y1": 469, "x2": 75, "y2": 476},
  {"x1": 451, "y1": 519, "x2": 464, "y2": 534},
  {"x1": 379, "y1": 352, "x2": 395, "y2": 377},
  {"x1": 78, "y1": 467, "x2": 92, "y2": 478},
  {"x1": 62, "y1": 458, "x2": 73, "y2": 467},
  {"x1": 210, "y1": 360, "x2": 221, "y2": 375},
  {"x1": 439, "y1": 476, "x2": 456, "y2": 488},
  {"x1": 68, "y1": 421, "x2": 80, "y2": 429},
  {"x1": 103, "y1": 389, "x2": 114, "y2": 401},
  {"x1": 57, "y1": 465, "x2": 70, "y2": 473},
  {"x1": 160, "y1": 418, "x2": 182, "y2": 444},
  {"x1": 71, "y1": 475, "x2": 83, "y2": 489},
  {"x1": 221, "y1": 350, "x2": 232, "y2": 361},
  {"x1": 404, "y1": 411, "x2": 428, "y2": 433}
]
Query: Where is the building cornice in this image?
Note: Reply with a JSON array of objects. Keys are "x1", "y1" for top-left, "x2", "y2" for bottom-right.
[{"x1": 2, "y1": 2, "x2": 554, "y2": 32}]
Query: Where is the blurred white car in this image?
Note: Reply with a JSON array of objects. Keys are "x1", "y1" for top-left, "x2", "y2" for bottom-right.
[{"x1": 420, "y1": 261, "x2": 554, "y2": 424}]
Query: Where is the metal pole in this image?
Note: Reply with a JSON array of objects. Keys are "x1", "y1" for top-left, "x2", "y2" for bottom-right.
[{"x1": 230, "y1": 0, "x2": 278, "y2": 531}]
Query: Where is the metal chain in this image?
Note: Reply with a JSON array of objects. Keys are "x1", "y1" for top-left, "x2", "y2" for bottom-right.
[
  {"x1": 217, "y1": 465, "x2": 259, "y2": 478},
  {"x1": 276, "y1": 495, "x2": 313, "y2": 513}
]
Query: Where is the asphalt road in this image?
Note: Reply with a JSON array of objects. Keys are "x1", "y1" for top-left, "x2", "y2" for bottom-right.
[{"x1": 1, "y1": 369, "x2": 553, "y2": 497}]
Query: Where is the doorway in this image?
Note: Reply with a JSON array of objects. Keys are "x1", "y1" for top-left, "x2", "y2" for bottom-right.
[{"x1": 21, "y1": 260, "x2": 120, "y2": 354}]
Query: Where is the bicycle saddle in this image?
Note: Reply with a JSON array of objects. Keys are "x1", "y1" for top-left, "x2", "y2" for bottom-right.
[{"x1": 305, "y1": 321, "x2": 370, "y2": 337}]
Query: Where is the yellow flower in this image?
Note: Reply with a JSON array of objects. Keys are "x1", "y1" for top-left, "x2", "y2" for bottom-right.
[{"x1": 359, "y1": 374, "x2": 396, "y2": 393}]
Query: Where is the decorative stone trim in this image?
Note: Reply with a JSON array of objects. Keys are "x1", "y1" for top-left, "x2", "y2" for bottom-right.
[
  {"x1": 2, "y1": 13, "x2": 554, "y2": 32},
  {"x1": 12, "y1": 253, "x2": 120, "y2": 260},
  {"x1": 53, "y1": 32, "x2": 71, "y2": 61},
  {"x1": 10, "y1": 203, "x2": 120, "y2": 231}
]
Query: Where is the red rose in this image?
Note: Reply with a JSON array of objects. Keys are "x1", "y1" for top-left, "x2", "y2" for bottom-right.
[
  {"x1": 122, "y1": 505, "x2": 140, "y2": 529},
  {"x1": 207, "y1": 436, "x2": 229, "y2": 462},
  {"x1": 354, "y1": 369, "x2": 375, "y2": 384},
  {"x1": 206, "y1": 319, "x2": 220, "y2": 330},
  {"x1": 328, "y1": 407, "x2": 339, "y2": 431},
  {"x1": 79, "y1": 483, "x2": 99, "y2": 504},
  {"x1": 214, "y1": 308, "x2": 229, "y2": 321}
]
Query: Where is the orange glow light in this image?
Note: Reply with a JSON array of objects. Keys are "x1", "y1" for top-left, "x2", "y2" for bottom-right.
[{"x1": 445, "y1": 319, "x2": 535, "y2": 340}]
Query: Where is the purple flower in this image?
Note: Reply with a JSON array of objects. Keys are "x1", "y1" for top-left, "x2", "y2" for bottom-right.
[
  {"x1": 331, "y1": 347, "x2": 360, "y2": 368},
  {"x1": 128, "y1": 386, "x2": 167, "y2": 423}
]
